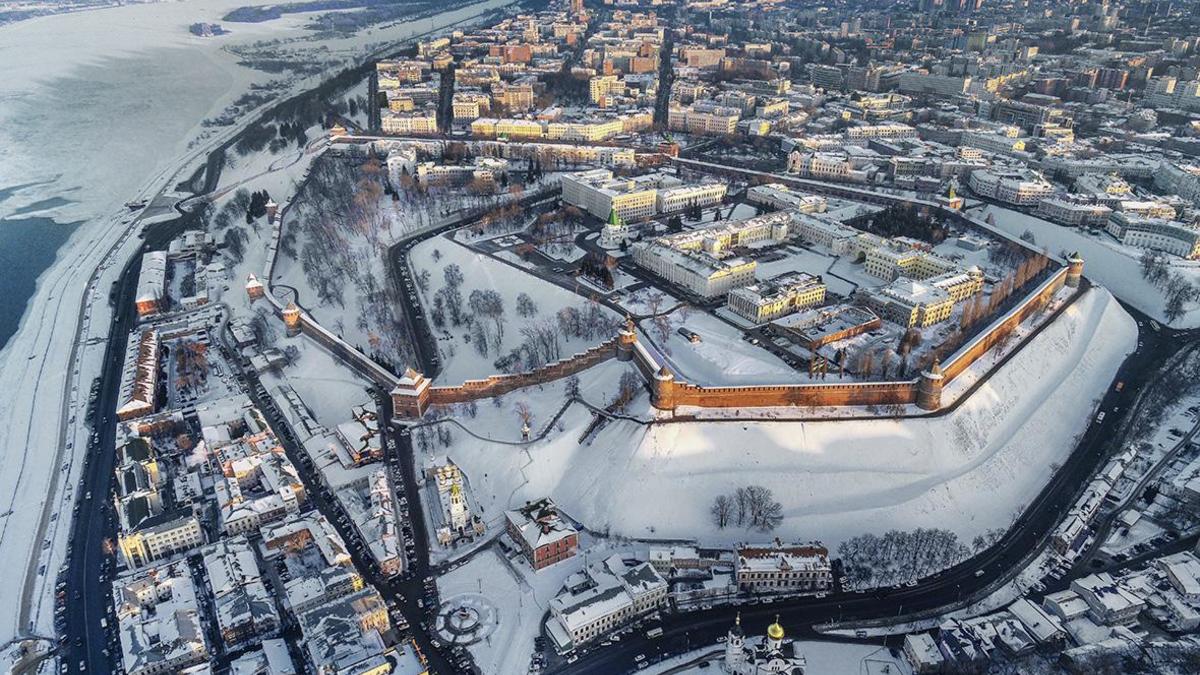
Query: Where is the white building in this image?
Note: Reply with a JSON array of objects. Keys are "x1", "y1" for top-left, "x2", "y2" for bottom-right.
[
  {"x1": 135, "y1": 251, "x2": 167, "y2": 317},
  {"x1": 787, "y1": 151, "x2": 871, "y2": 183},
  {"x1": 631, "y1": 211, "x2": 793, "y2": 299},
  {"x1": 1036, "y1": 196, "x2": 1112, "y2": 227},
  {"x1": 548, "y1": 555, "x2": 667, "y2": 650},
  {"x1": 114, "y1": 561, "x2": 210, "y2": 675},
  {"x1": 1107, "y1": 213, "x2": 1200, "y2": 259},
  {"x1": 560, "y1": 168, "x2": 660, "y2": 222},
  {"x1": 746, "y1": 184, "x2": 828, "y2": 213},
  {"x1": 380, "y1": 111, "x2": 439, "y2": 135},
  {"x1": 723, "y1": 615, "x2": 807, "y2": 675},
  {"x1": 968, "y1": 168, "x2": 1053, "y2": 206},
  {"x1": 201, "y1": 536, "x2": 281, "y2": 650},
  {"x1": 1155, "y1": 161, "x2": 1200, "y2": 204},
  {"x1": 903, "y1": 633, "x2": 944, "y2": 673},
  {"x1": 668, "y1": 101, "x2": 742, "y2": 135},
  {"x1": 1070, "y1": 573, "x2": 1146, "y2": 625},
  {"x1": 656, "y1": 182, "x2": 727, "y2": 214}
]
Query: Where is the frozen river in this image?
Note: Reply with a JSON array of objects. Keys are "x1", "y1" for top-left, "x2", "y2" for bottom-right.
[{"x1": 0, "y1": 0, "x2": 512, "y2": 351}]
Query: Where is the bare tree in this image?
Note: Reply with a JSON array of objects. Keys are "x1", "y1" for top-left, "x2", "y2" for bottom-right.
[
  {"x1": 516, "y1": 292, "x2": 539, "y2": 317},
  {"x1": 711, "y1": 494, "x2": 734, "y2": 528},
  {"x1": 514, "y1": 400, "x2": 533, "y2": 428}
]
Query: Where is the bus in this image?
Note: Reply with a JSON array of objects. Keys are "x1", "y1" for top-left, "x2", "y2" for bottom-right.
[{"x1": 645, "y1": 627, "x2": 663, "y2": 639}]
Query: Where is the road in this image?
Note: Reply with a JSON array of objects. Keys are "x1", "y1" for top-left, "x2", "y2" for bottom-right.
[
  {"x1": 219, "y1": 347, "x2": 471, "y2": 674},
  {"x1": 59, "y1": 210, "x2": 201, "y2": 675}
]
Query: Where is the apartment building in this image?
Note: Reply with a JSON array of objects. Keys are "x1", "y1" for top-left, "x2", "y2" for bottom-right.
[
  {"x1": 1107, "y1": 213, "x2": 1200, "y2": 259},
  {"x1": 1035, "y1": 196, "x2": 1112, "y2": 227},
  {"x1": 668, "y1": 101, "x2": 741, "y2": 136},
  {"x1": 846, "y1": 123, "x2": 918, "y2": 142},
  {"x1": 968, "y1": 168, "x2": 1053, "y2": 206}
]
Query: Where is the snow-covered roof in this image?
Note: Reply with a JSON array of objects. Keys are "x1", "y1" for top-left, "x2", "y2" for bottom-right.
[
  {"x1": 135, "y1": 250, "x2": 167, "y2": 305},
  {"x1": 505, "y1": 497, "x2": 577, "y2": 551},
  {"x1": 114, "y1": 560, "x2": 209, "y2": 674},
  {"x1": 1007, "y1": 598, "x2": 1065, "y2": 643},
  {"x1": 736, "y1": 542, "x2": 830, "y2": 573}
]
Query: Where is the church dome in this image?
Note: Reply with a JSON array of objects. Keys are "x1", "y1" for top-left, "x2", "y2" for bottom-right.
[{"x1": 766, "y1": 618, "x2": 784, "y2": 641}]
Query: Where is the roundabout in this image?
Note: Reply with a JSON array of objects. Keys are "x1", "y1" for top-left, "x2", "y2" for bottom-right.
[{"x1": 434, "y1": 593, "x2": 500, "y2": 646}]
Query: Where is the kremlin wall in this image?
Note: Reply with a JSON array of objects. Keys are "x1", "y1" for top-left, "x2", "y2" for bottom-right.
[{"x1": 389, "y1": 259, "x2": 1082, "y2": 419}]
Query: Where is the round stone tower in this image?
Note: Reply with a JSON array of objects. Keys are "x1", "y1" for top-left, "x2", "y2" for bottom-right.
[
  {"x1": 1065, "y1": 252, "x2": 1084, "y2": 288},
  {"x1": 282, "y1": 301, "x2": 302, "y2": 337},
  {"x1": 651, "y1": 365, "x2": 676, "y2": 411},
  {"x1": 916, "y1": 358, "x2": 944, "y2": 411}
]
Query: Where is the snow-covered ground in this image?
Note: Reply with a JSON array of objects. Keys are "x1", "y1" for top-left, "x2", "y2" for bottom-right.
[
  {"x1": 410, "y1": 235, "x2": 621, "y2": 385},
  {"x1": 0, "y1": 0, "x2": 516, "y2": 647},
  {"x1": 972, "y1": 203, "x2": 1200, "y2": 327},
  {"x1": 421, "y1": 288, "x2": 1136, "y2": 551},
  {"x1": 638, "y1": 309, "x2": 796, "y2": 386},
  {"x1": 436, "y1": 537, "x2": 642, "y2": 675}
]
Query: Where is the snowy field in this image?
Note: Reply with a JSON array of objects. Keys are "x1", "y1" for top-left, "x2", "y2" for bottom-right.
[
  {"x1": 0, "y1": 0, "x2": 515, "y2": 647},
  {"x1": 423, "y1": 288, "x2": 1136, "y2": 551},
  {"x1": 971, "y1": 203, "x2": 1200, "y2": 327},
  {"x1": 639, "y1": 309, "x2": 796, "y2": 386},
  {"x1": 410, "y1": 235, "x2": 621, "y2": 385}
]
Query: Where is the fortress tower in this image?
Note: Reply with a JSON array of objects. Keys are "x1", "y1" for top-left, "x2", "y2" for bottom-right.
[
  {"x1": 617, "y1": 315, "x2": 637, "y2": 361},
  {"x1": 1065, "y1": 252, "x2": 1084, "y2": 288},
  {"x1": 282, "y1": 301, "x2": 302, "y2": 337},
  {"x1": 916, "y1": 359, "x2": 944, "y2": 411},
  {"x1": 391, "y1": 367, "x2": 432, "y2": 419},
  {"x1": 651, "y1": 365, "x2": 676, "y2": 411}
]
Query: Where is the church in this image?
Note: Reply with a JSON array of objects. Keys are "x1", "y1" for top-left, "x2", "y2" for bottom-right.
[{"x1": 723, "y1": 614, "x2": 807, "y2": 674}]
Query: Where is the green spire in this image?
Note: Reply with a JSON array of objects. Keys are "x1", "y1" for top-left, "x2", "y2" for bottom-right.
[{"x1": 608, "y1": 208, "x2": 623, "y2": 227}]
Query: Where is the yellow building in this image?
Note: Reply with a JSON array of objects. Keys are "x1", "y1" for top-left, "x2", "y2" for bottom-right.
[{"x1": 727, "y1": 272, "x2": 827, "y2": 323}]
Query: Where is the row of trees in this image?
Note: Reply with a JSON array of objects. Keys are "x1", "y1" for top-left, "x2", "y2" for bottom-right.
[
  {"x1": 710, "y1": 485, "x2": 784, "y2": 532},
  {"x1": 837, "y1": 528, "x2": 970, "y2": 587},
  {"x1": 1140, "y1": 250, "x2": 1200, "y2": 322}
]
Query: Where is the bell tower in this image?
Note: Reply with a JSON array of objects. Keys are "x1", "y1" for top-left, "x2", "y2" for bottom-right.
[{"x1": 724, "y1": 613, "x2": 745, "y2": 672}]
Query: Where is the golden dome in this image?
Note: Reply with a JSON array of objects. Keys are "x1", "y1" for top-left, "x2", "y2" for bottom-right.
[{"x1": 767, "y1": 616, "x2": 784, "y2": 641}]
